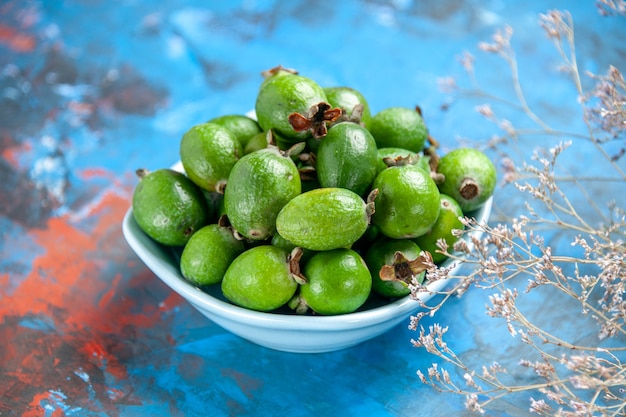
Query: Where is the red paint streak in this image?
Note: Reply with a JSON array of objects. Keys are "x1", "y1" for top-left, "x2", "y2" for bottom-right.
[
  {"x1": 23, "y1": 391, "x2": 67, "y2": 417},
  {"x1": 0, "y1": 185, "x2": 183, "y2": 414},
  {"x1": 107, "y1": 388, "x2": 127, "y2": 402},
  {"x1": 159, "y1": 291, "x2": 183, "y2": 312},
  {"x1": 0, "y1": 24, "x2": 36, "y2": 52},
  {"x1": 23, "y1": 392, "x2": 51, "y2": 417},
  {"x1": 1, "y1": 141, "x2": 33, "y2": 169},
  {"x1": 0, "y1": 190, "x2": 180, "y2": 324},
  {"x1": 98, "y1": 273, "x2": 121, "y2": 310},
  {"x1": 80, "y1": 167, "x2": 112, "y2": 179},
  {"x1": 83, "y1": 340, "x2": 108, "y2": 362},
  {"x1": 221, "y1": 368, "x2": 262, "y2": 400},
  {"x1": 80, "y1": 340, "x2": 127, "y2": 381}
]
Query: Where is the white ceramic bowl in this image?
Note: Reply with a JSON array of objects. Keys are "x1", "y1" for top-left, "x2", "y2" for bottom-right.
[{"x1": 122, "y1": 163, "x2": 492, "y2": 353}]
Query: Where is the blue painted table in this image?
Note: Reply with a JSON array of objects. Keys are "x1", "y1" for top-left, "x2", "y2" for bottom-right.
[{"x1": 1, "y1": 1, "x2": 624, "y2": 416}]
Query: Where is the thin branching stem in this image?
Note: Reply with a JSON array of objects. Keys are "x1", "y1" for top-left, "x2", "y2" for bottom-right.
[{"x1": 412, "y1": 9, "x2": 626, "y2": 416}]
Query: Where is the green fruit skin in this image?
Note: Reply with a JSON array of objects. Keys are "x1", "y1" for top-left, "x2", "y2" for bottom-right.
[
  {"x1": 244, "y1": 131, "x2": 270, "y2": 154},
  {"x1": 413, "y1": 194, "x2": 464, "y2": 264},
  {"x1": 372, "y1": 165, "x2": 441, "y2": 239},
  {"x1": 301, "y1": 249, "x2": 371, "y2": 315},
  {"x1": 375, "y1": 147, "x2": 419, "y2": 176},
  {"x1": 276, "y1": 188, "x2": 369, "y2": 251},
  {"x1": 180, "y1": 122, "x2": 243, "y2": 192},
  {"x1": 316, "y1": 122, "x2": 378, "y2": 197},
  {"x1": 365, "y1": 238, "x2": 424, "y2": 298},
  {"x1": 224, "y1": 147, "x2": 301, "y2": 240},
  {"x1": 221, "y1": 245, "x2": 297, "y2": 312},
  {"x1": 437, "y1": 148, "x2": 497, "y2": 212},
  {"x1": 323, "y1": 86, "x2": 372, "y2": 128},
  {"x1": 369, "y1": 107, "x2": 428, "y2": 153},
  {"x1": 255, "y1": 74, "x2": 327, "y2": 142},
  {"x1": 207, "y1": 114, "x2": 262, "y2": 149},
  {"x1": 270, "y1": 234, "x2": 316, "y2": 264},
  {"x1": 132, "y1": 169, "x2": 208, "y2": 247},
  {"x1": 180, "y1": 224, "x2": 245, "y2": 286}
]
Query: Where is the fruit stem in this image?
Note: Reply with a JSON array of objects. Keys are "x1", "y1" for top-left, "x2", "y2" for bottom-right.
[
  {"x1": 261, "y1": 65, "x2": 298, "y2": 78},
  {"x1": 135, "y1": 168, "x2": 150, "y2": 179},
  {"x1": 460, "y1": 178, "x2": 480, "y2": 200},
  {"x1": 288, "y1": 294, "x2": 310, "y2": 315},
  {"x1": 215, "y1": 179, "x2": 228, "y2": 194}
]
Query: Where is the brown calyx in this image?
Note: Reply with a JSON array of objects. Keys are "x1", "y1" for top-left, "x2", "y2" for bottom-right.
[
  {"x1": 365, "y1": 189, "x2": 378, "y2": 223},
  {"x1": 135, "y1": 168, "x2": 150, "y2": 179},
  {"x1": 288, "y1": 294, "x2": 310, "y2": 315},
  {"x1": 379, "y1": 251, "x2": 433, "y2": 284},
  {"x1": 336, "y1": 103, "x2": 365, "y2": 126},
  {"x1": 382, "y1": 154, "x2": 419, "y2": 168},
  {"x1": 460, "y1": 178, "x2": 480, "y2": 200},
  {"x1": 261, "y1": 65, "x2": 298, "y2": 78},
  {"x1": 288, "y1": 247, "x2": 308, "y2": 285},
  {"x1": 289, "y1": 102, "x2": 342, "y2": 139},
  {"x1": 215, "y1": 179, "x2": 228, "y2": 194}
]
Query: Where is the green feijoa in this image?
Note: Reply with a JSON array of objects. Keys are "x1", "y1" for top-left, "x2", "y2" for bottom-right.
[
  {"x1": 180, "y1": 224, "x2": 245, "y2": 286},
  {"x1": 273, "y1": 131, "x2": 304, "y2": 154},
  {"x1": 244, "y1": 131, "x2": 270, "y2": 154},
  {"x1": 297, "y1": 249, "x2": 371, "y2": 315},
  {"x1": 372, "y1": 164, "x2": 441, "y2": 239},
  {"x1": 224, "y1": 146, "x2": 301, "y2": 241},
  {"x1": 207, "y1": 114, "x2": 262, "y2": 149},
  {"x1": 255, "y1": 71, "x2": 330, "y2": 142},
  {"x1": 258, "y1": 65, "x2": 298, "y2": 90},
  {"x1": 132, "y1": 168, "x2": 208, "y2": 246},
  {"x1": 271, "y1": 233, "x2": 315, "y2": 264},
  {"x1": 276, "y1": 187, "x2": 374, "y2": 251},
  {"x1": 364, "y1": 237, "x2": 427, "y2": 298},
  {"x1": 413, "y1": 194, "x2": 464, "y2": 264},
  {"x1": 323, "y1": 86, "x2": 372, "y2": 128},
  {"x1": 316, "y1": 122, "x2": 378, "y2": 197},
  {"x1": 221, "y1": 245, "x2": 298, "y2": 312},
  {"x1": 369, "y1": 107, "x2": 428, "y2": 153},
  {"x1": 180, "y1": 122, "x2": 243, "y2": 193},
  {"x1": 437, "y1": 148, "x2": 497, "y2": 212},
  {"x1": 375, "y1": 147, "x2": 420, "y2": 176}
]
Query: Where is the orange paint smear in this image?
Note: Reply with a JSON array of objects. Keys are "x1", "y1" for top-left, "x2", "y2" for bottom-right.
[
  {"x1": 0, "y1": 24, "x2": 36, "y2": 52},
  {"x1": 221, "y1": 368, "x2": 262, "y2": 400},
  {"x1": 80, "y1": 339, "x2": 128, "y2": 381},
  {"x1": 24, "y1": 391, "x2": 65, "y2": 417},
  {"x1": 97, "y1": 273, "x2": 121, "y2": 310},
  {"x1": 0, "y1": 189, "x2": 179, "y2": 321},
  {"x1": 1, "y1": 141, "x2": 33, "y2": 169},
  {"x1": 79, "y1": 167, "x2": 112, "y2": 180},
  {"x1": 1, "y1": 185, "x2": 184, "y2": 388}
]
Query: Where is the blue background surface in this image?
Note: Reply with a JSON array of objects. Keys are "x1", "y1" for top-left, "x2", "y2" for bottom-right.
[{"x1": 1, "y1": 1, "x2": 624, "y2": 416}]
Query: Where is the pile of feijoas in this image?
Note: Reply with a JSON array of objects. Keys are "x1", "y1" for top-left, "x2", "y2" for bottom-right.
[{"x1": 131, "y1": 66, "x2": 496, "y2": 315}]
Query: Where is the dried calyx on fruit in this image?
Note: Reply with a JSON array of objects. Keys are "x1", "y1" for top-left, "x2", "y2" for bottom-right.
[
  {"x1": 288, "y1": 102, "x2": 342, "y2": 139},
  {"x1": 379, "y1": 250, "x2": 432, "y2": 285}
]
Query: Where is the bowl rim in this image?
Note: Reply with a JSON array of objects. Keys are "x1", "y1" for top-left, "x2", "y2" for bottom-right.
[{"x1": 122, "y1": 186, "x2": 492, "y2": 331}]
